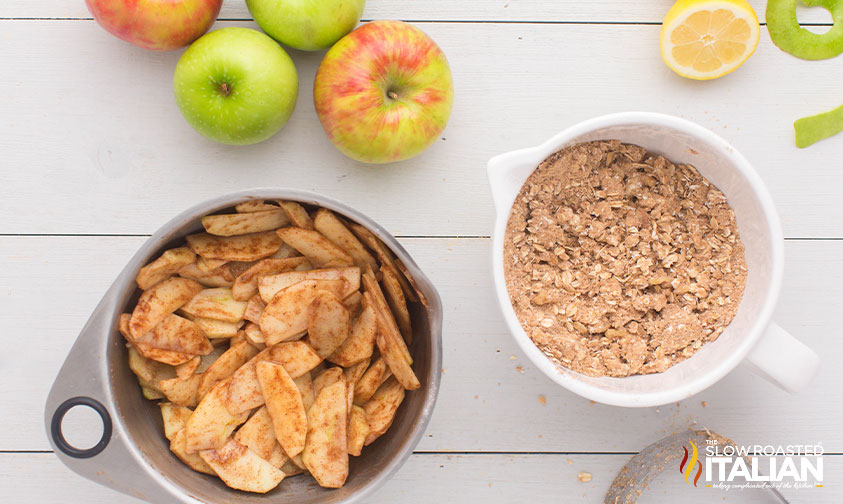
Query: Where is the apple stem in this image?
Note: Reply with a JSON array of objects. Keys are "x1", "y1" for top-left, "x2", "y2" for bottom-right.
[
  {"x1": 219, "y1": 82, "x2": 232, "y2": 97},
  {"x1": 387, "y1": 90, "x2": 399, "y2": 100}
]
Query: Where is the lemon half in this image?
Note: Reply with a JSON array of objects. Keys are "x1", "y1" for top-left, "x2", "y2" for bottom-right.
[{"x1": 661, "y1": 0, "x2": 761, "y2": 80}]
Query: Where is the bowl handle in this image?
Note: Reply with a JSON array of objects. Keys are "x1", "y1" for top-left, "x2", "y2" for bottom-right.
[
  {"x1": 487, "y1": 148, "x2": 538, "y2": 214},
  {"x1": 743, "y1": 322, "x2": 820, "y2": 393},
  {"x1": 44, "y1": 280, "x2": 181, "y2": 503}
]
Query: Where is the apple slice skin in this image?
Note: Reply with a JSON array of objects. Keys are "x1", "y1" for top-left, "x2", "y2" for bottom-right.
[
  {"x1": 256, "y1": 361, "x2": 308, "y2": 458},
  {"x1": 303, "y1": 380, "x2": 349, "y2": 488},
  {"x1": 795, "y1": 103, "x2": 843, "y2": 148},
  {"x1": 767, "y1": 0, "x2": 843, "y2": 60},
  {"x1": 199, "y1": 439, "x2": 285, "y2": 493}
]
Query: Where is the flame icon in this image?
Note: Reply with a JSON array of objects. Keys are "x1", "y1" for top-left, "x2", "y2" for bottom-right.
[{"x1": 679, "y1": 440, "x2": 703, "y2": 487}]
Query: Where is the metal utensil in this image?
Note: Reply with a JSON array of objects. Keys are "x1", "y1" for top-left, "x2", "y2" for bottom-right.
[
  {"x1": 604, "y1": 430, "x2": 789, "y2": 503},
  {"x1": 44, "y1": 188, "x2": 444, "y2": 504}
]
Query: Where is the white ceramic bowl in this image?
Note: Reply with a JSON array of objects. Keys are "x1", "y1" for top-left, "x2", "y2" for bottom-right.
[{"x1": 488, "y1": 112, "x2": 819, "y2": 408}]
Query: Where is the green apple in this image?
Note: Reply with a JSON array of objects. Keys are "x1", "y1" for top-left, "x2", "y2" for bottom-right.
[
  {"x1": 173, "y1": 27, "x2": 299, "y2": 145},
  {"x1": 245, "y1": 0, "x2": 365, "y2": 51}
]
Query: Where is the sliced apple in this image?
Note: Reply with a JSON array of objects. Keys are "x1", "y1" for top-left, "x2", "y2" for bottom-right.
[
  {"x1": 363, "y1": 376, "x2": 405, "y2": 446},
  {"x1": 381, "y1": 265, "x2": 412, "y2": 343},
  {"x1": 201, "y1": 209, "x2": 289, "y2": 237},
  {"x1": 236, "y1": 200, "x2": 280, "y2": 213},
  {"x1": 197, "y1": 341, "x2": 260, "y2": 400},
  {"x1": 197, "y1": 257, "x2": 228, "y2": 272},
  {"x1": 353, "y1": 358, "x2": 392, "y2": 406},
  {"x1": 178, "y1": 262, "x2": 234, "y2": 287},
  {"x1": 362, "y1": 268, "x2": 412, "y2": 363},
  {"x1": 258, "y1": 266, "x2": 360, "y2": 303},
  {"x1": 344, "y1": 291, "x2": 363, "y2": 318},
  {"x1": 343, "y1": 358, "x2": 371, "y2": 388},
  {"x1": 186, "y1": 231, "x2": 283, "y2": 262},
  {"x1": 303, "y1": 379, "x2": 349, "y2": 488},
  {"x1": 328, "y1": 303, "x2": 377, "y2": 366},
  {"x1": 170, "y1": 429, "x2": 216, "y2": 475},
  {"x1": 377, "y1": 332, "x2": 420, "y2": 391},
  {"x1": 199, "y1": 439, "x2": 285, "y2": 493},
  {"x1": 293, "y1": 372, "x2": 315, "y2": 413},
  {"x1": 232, "y1": 256, "x2": 311, "y2": 301},
  {"x1": 185, "y1": 378, "x2": 249, "y2": 454},
  {"x1": 276, "y1": 227, "x2": 353, "y2": 267},
  {"x1": 313, "y1": 209, "x2": 377, "y2": 270},
  {"x1": 347, "y1": 405, "x2": 369, "y2": 456},
  {"x1": 267, "y1": 443, "x2": 289, "y2": 469},
  {"x1": 175, "y1": 356, "x2": 201, "y2": 379},
  {"x1": 127, "y1": 346, "x2": 176, "y2": 393},
  {"x1": 187, "y1": 316, "x2": 243, "y2": 339},
  {"x1": 244, "y1": 294, "x2": 266, "y2": 324},
  {"x1": 312, "y1": 367, "x2": 343, "y2": 400},
  {"x1": 136, "y1": 247, "x2": 196, "y2": 290},
  {"x1": 350, "y1": 223, "x2": 418, "y2": 303},
  {"x1": 395, "y1": 257, "x2": 427, "y2": 307},
  {"x1": 233, "y1": 406, "x2": 280, "y2": 461},
  {"x1": 129, "y1": 277, "x2": 203, "y2": 340},
  {"x1": 243, "y1": 322, "x2": 266, "y2": 347},
  {"x1": 160, "y1": 403, "x2": 193, "y2": 441},
  {"x1": 256, "y1": 361, "x2": 308, "y2": 458},
  {"x1": 259, "y1": 279, "x2": 346, "y2": 345},
  {"x1": 281, "y1": 456, "x2": 306, "y2": 476},
  {"x1": 226, "y1": 341, "x2": 321, "y2": 415},
  {"x1": 144, "y1": 314, "x2": 213, "y2": 355},
  {"x1": 181, "y1": 288, "x2": 247, "y2": 323},
  {"x1": 307, "y1": 290, "x2": 350, "y2": 358},
  {"x1": 159, "y1": 373, "x2": 204, "y2": 408},
  {"x1": 278, "y1": 201, "x2": 314, "y2": 229}
]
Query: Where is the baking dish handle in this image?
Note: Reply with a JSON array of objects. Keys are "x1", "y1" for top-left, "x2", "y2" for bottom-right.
[{"x1": 743, "y1": 322, "x2": 820, "y2": 393}]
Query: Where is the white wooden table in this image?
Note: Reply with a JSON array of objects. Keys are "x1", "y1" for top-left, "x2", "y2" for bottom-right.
[{"x1": 1, "y1": 1, "x2": 841, "y2": 502}]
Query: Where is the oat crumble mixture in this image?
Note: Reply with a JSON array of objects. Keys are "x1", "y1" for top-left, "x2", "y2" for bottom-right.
[{"x1": 504, "y1": 140, "x2": 748, "y2": 377}]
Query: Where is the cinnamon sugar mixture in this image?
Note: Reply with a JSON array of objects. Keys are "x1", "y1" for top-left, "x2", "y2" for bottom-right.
[{"x1": 504, "y1": 140, "x2": 747, "y2": 377}]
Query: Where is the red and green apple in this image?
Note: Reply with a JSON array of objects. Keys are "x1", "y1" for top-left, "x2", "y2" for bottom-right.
[
  {"x1": 85, "y1": 0, "x2": 222, "y2": 51},
  {"x1": 173, "y1": 28, "x2": 299, "y2": 146},
  {"x1": 246, "y1": 0, "x2": 366, "y2": 51},
  {"x1": 313, "y1": 20, "x2": 454, "y2": 164}
]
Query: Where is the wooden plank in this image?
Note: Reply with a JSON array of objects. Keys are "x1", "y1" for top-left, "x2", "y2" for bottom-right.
[
  {"x1": 3, "y1": 236, "x2": 841, "y2": 452},
  {"x1": 3, "y1": 451, "x2": 829, "y2": 503},
  {"x1": 0, "y1": 1, "x2": 835, "y2": 24},
  {"x1": 0, "y1": 22, "x2": 842, "y2": 237}
]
